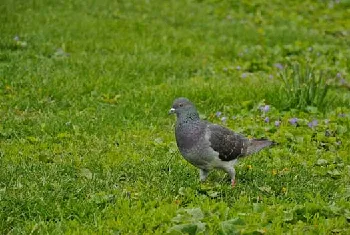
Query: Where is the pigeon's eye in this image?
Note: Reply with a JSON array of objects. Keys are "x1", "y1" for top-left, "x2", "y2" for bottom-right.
[{"x1": 179, "y1": 103, "x2": 183, "y2": 107}]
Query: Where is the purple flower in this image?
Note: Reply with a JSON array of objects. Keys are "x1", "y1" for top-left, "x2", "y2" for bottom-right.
[
  {"x1": 268, "y1": 74, "x2": 274, "y2": 79},
  {"x1": 241, "y1": 73, "x2": 248, "y2": 79},
  {"x1": 221, "y1": 116, "x2": 227, "y2": 123},
  {"x1": 14, "y1": 36, "x2": 19, "y2": 41},
  {"x1": 264, "y1": 117, "x2": 270, "y2": 123},
  {"x1": 340, "y1": 79, "x2": 346, "y2": 85},
  {"x1": 215, "y1": 111, "x2": 222, "y2": 117},
  {"x1": 336, "y1": 72, "x2": 342, "y2": 78},
  {"x1": 308, "y1": 119, "x2": 318, "y2": 128},
  {"x1": 275, "y1": 120, "x2": 281, "y2": 127},
  {"x1": 260, "y1": 105, "x2": 270, "y2": 113},
  {"x1": 274, "y1": 63, "x2": 284, "y2": 70},
  {"x1": 289, "y1": 118, "x2": 298, "y2": 125},
  {"x1": 236, "y1": 66, "x2": 241, "y2": 70},
  {"x1": 338, "y1": 113, "x2": 346, "y2": 118}
]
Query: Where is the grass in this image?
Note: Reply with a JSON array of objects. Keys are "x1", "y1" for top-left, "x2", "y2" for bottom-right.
[
  {"x1": 278, "y1": 63, "x2": 333, "y2": 111},
  {"x1": 1, "y1": 0, "x2": 350, "y2": 233}
]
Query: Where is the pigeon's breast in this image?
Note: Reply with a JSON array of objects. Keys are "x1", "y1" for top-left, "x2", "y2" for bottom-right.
[
  {"x1": 175, "y1": 124, "x2": 219, "y2": 169},
  {"x1": 175, "y1": 124, "x2": 203, "y2": 152}
]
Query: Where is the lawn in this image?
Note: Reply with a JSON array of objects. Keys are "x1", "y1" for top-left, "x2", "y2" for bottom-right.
[{"x1": 1, "y1": 0, "x2": 350, "y2": 234}]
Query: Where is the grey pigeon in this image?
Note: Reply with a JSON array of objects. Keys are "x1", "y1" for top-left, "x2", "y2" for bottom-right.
[{"x1": 169, "y1": 97, "x2": 274, "y2": 187}]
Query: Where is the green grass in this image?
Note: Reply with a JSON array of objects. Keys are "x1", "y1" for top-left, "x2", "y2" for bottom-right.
[{"x1": 1, "y1": 0, "x2": 350, "y2": 234}]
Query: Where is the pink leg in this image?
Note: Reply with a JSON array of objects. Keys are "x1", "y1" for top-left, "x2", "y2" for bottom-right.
[
  {"x1": 231, "y1": 179, "x2": 236, "y2": 188},
  {"x1": 224, "y1": 166, "x2": 236, "y2": 188}
]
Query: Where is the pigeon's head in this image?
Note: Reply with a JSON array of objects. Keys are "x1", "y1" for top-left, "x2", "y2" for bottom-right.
[{"x1": 169, "y1": 97, "x2": 198, "y2": 117}]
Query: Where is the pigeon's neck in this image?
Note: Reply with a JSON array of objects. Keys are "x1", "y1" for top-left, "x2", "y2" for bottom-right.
[{"x1": 177, "y1": 112, "x2": 200, "y2": 124}]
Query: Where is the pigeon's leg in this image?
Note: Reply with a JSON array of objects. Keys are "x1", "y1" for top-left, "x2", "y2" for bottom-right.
[
  {"x1": 223, "y1": 167, "x2": 236, "y2": 188},
  {"x1": 199, "y1": 169, "x2": 209, "y2": 182}
]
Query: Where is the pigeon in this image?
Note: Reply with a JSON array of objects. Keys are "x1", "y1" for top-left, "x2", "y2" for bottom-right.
[{"x1": 169, "y1": 97, "x2": 274, "y2": 187}]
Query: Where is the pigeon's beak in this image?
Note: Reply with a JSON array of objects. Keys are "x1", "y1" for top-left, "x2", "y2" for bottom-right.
[{"x1": 168, "y1": 108, "x2": 176, "y2": 115}]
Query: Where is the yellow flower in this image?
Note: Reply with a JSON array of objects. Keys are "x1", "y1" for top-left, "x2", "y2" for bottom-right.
[
  {"x1": 272, "y1": 169, "x2": 277, "y2": 175},
  {"x1": 247, "y1": 165, "x2": 253, "y2": 170},
  {"x1": 282, "y1": 187, "x2": 287, "y2": 193}
]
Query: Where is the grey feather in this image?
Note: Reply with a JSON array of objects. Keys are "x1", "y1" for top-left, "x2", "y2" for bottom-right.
[{"x1": 169, "y1": 97, "x2": 274, "y2": 186}]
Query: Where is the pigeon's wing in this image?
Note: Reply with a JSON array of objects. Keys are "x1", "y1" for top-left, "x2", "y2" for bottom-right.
[{"x1": 207, "y1": 123, "x2": 249, "y2": 161}]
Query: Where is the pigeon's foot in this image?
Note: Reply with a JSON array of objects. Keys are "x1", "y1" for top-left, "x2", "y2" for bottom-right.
[{"x1": 231, "y1": 179, "x2": 236, "y2": 188}]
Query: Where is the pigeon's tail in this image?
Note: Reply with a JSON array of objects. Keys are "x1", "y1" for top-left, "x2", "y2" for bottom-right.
[{"x1": 246, "y1": 139, "x2": 274, "y2": 155}]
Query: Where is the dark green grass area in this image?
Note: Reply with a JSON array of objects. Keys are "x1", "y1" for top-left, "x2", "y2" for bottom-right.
[{"x1": 1, "y1": 0, "x2": 350, "y2": 233}]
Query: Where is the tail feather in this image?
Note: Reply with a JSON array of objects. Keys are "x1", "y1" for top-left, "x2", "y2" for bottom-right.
[{"x1": 246, "y1": 139, "x2": 274, "y2": 155}]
